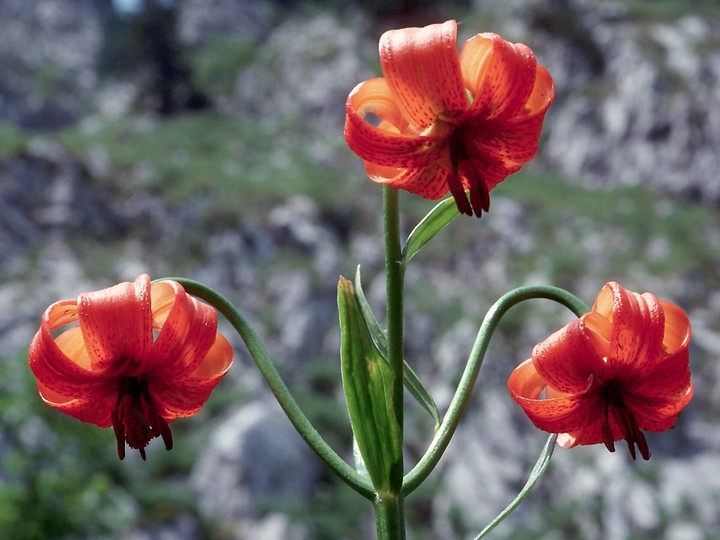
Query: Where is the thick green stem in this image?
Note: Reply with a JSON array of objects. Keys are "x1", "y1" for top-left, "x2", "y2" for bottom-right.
[
  {"x1": 384, "y1": 187, "x2": 405, "y2": 449},
  {"x1": 374, "y1": 493, "x2": 406, "y2": 540},
  {"x1": 164, "y1": 277, "x2": 375, "y2": 500},
  {"x1": 381, "y1": 186, "x2": 406, "y2": 530},
  {"x1": 403, "y1": 285, "x2": 589, "y2": 496}
]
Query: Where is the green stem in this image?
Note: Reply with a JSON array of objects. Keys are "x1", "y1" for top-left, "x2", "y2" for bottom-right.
[
  {"x1": 384, "y1": 187, "x2": 405, "y2": 449},
  {"x1": 164, "y1": 277, "x2": 375, "y2": 500},
  {"x1": 403, "y1": 285, "x2": 589, "y2": 496},
  {"x1": 374, "y1": 493, "x2": 406, "y2": 540},
  {"x1": 382, "y1": 186, "x2": 406, "y2": 529}
]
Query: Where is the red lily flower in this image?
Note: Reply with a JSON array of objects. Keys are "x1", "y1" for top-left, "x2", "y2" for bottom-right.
[
  {"x1": 508, "y1": 282, "x2": 693, "y2": 460},
  {"x1": 28, "y1": 275, "x2": 234, "y2": 460},
  {"x1": 344, "y1": 20, "x2": 554, "y2": 217}
]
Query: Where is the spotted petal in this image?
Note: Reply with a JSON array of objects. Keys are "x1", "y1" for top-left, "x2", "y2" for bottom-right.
[
  {"x1": 147, "y1": 281, "x2": 219, "y2": 380},
  {"x1": 37, "y1": 379, "x2": 117, "y2": 427},
  {"x1": 530, "y1": 319, "x2": 605, "y2": 394},
  {"x1": 508, "y1": 358, "x2": 596, "y2": 435},
  {"x1": 460, "y1": 33, "x2": 544, "y2": 122},
  {"x1": 365, "y1": 161, "x2": 452, "y2": 200},
  {"x1": 77, "y1": 275, "x2": 153, "y2": 374},
  {"x1": 379, "y1": 20, "x2": 468, "y2": 129},
  {"x1": 344, "y1": 78, "x2": 448, "y2": 168},
  {"x1": 152, "y1": 332, "x2": 234, "y2": 418},
  {"x1": 595, "y1": 282, "x2": 665, "y2": 377}
]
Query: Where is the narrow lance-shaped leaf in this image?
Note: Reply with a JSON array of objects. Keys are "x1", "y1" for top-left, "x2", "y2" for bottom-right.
[
  {"x1": 354, "y1": 266, "x2": 441, "y2": 427},
  {"x1": 338, "y1": 276, "x2": 403, "y2": 494},
  {"x1": 474, "y1": 434, "x2": 557, "y2": 539},
  {"x1": 402, "y1": 195, "x2": 460, "y2": 264}
]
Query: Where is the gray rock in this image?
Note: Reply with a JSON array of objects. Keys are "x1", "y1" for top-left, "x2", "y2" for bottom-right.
[
  {"x1": 0, "y1": 0, "x2": 101, "y2": 129},
  {"x1": 191, "y1": 400, "x2": 320, "y2": 539},
  {"x1": 179, "y1": 0, "x2": 275, "y2": 44}
]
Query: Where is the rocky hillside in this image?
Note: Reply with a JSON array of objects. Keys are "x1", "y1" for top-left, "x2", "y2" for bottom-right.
[{"x1": 1, "y1": 1, "x2": 719, "y2": 539}]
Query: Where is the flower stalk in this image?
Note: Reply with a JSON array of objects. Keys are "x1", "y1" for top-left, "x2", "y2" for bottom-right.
[
  {"x1": 403, "y1": 284, "x2": 589, "y2": 495},
  {"x1": 170, "y1": 277, "x2": 376, "y2": 500}
]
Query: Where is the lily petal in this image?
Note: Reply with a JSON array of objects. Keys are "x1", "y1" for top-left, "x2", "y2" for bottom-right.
[
  {"x1": 345, "y1": 79, "x2": 448, "y2": 168},
  {"x1": 631, "y1": 346, "x2": 693, "y2": 399},
  {"x1": 77, "y1": 275, "x2": 153, "y2": 373},
  {"x1": 37, "y1": 379, "x2": 117, "y2": 427},
  {"x1": 531, "y1": 319, "x2": 605, "y2": 394},
  {"x1": 148, "y1": 281, "x2": 219, "y2": 380},
  {"x1": 152, "y1": 333, "x2": 233, "y2": 418},
  {"x1": 625, "y1": 384, "x2": 694, "y2": 432},
  {"x1": 379, "y1": 20, "x2": 468, "y2": 130},
  {"x1": 460, "y1": 33, "x2": 539, "y2": 122},
  {"x1": 598, "y1": 283, "x2": 665, "y2": 376},
  {"x1": 29, "y1": 301, "x2": 107, "y2": 397},
  {"x1": 365, "y1": 161, "x2": 452, "y2": 200},
  {"x1": 661, "y1": 300, "x2": 692, "y2": 353}
]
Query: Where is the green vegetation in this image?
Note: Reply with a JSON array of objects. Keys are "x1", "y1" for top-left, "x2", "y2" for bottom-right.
[
  {"x1": 617, "y1": 0, "x2": 720, "y2": 21},
  {"x1": 500, "y1": 172, "x2": 719, "y2": 278},
  {"x1": 0, "y1": 122, "x2": 29, "y2": 159},
  {"x1": 55, "y1": 111, "x2": 358, "y2": 220}
]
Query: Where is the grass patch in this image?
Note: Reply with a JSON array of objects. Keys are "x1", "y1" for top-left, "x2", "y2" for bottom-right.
[
  {"x1": 500, "y1": 172, "x2": 718, "y2": 275},
  {"x1": 55, "y1": 111, "x2": 359, "y2": 220},
  {"x1": 617, "y1": 0, "x2": 720, "y2": 21},
  {"x1": 0, "y1": 121, "x2": 29, "y2": 159}
]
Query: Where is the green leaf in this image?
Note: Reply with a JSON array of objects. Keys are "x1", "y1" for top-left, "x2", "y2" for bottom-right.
[
  {"x1": 474, "y1": 434, "x2": 558, "y2": 539},
  {"x1": 338, "y1": 277, "x2": 403, "y2": 494},
  {"x1": 354, "y1": 267, "x2": 441, "y2": 428},
  {"x1": 402, "y1": 196, "x2": 460, "y2": 264}
]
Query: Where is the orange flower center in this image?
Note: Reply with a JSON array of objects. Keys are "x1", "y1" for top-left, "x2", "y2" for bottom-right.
[
  {"x1": 600, "y1": 381, "x2": 650, "y2": 460},
  {"x1": 111, "y1": 374, "x2": 173, "y2": 461}
]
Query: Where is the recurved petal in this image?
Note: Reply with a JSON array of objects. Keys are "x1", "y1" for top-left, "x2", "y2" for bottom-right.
[
  {"x1": 460, "y1": 148, "x2": 519, "y2": 191},
  {"x1": 149, "y1": 282, "x2": 219, "y2": 380},
  {"x1": 345, "y1": 79, "x2": 448, "y2": 168},
  {"x1": 461, "y1": 115, "x2": 546, "y2": 189},
  {"x1": 151, "y1": 377, "x2": 220, "y2": 419},
  {"x1": 467, "y1": 114, "x2": 544, "y2": 162},
  {"x1": 189, "y1": 332, "x2": 234, "y2": 379},
  {"x1": 37, "y1": 379, "x2": 117, "y2": 427},
  {"x1": 660, "y1": 300, "x2": 691, "y2": 354},
  {"x1": 507, "y1": 358, "x2": 547, "y2": 399},
  {"x1": 151, "y1": 335, "x2": 233, "y2": 418},
  {"x1": 77, "y1": 274, "x2": 153, "y2": 374},
  {"x1": 631, "y1": 344, "x2": 692, "y2": 400},
  {"x1": 460, "y1": 33, "x2": 540, "y2": 122},
  {"x1": 530, "y1": 319, "x2": 604, "y2": 394},
  {"x1": 557, "y1": 413, "x2": 613, "y2": 447},
  {"x1": 379, "y1": 20, "x2": 468, "y2": 129},
  {"x1": 596, "y1": 283, "x2": 665, "y2": 376},
  {"x1": 524, "y1": 64, "x2": 555, "y2": 117},
  {"x1": 508, "y1": 357, "x2": 609, "y2": 445},
  {"x1": 365, "y1": 161, "x2": 452, "y2": 200},
  {"x1": 625, "y1": 383, "x2": 694, "y2": 432},
  {"x1": 510, "y1": 381, "x2": 597, "y2": 436},
  {"x1": 29, "y1": 301, "x2": 108, "y2": 397}
]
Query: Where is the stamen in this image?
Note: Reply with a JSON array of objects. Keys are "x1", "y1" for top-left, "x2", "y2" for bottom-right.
[
  {"x1": 602, "y1": 381, "x2": 651, "y2": 461},
  {"x1": 449, "y1": 129, "x2": 490, "y2": 217},
  {"x1": 112, "y1": 375, "x2": 173, "y2": 460},
  {"x1": 448, "y1": 131, "x2": 472, "y2": 216},
  {"x1": 447, "y1": 172, "x2": 472, "y2": 216},
  {"x1": 601, "y1": 418, "x2": 615, "y2": 453}
]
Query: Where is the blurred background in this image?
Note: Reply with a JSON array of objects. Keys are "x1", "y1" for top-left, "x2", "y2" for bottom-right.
[{"x1": 1, "y1": 0, "x2": 719, "y2": 538}]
